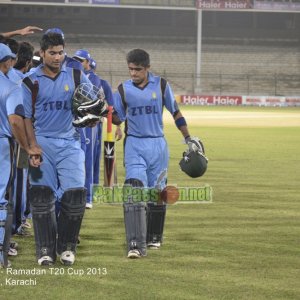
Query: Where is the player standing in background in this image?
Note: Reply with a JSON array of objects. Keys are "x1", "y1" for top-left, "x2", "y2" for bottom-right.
[
  {"x1": 112, "y1": 49, "x2": 201, "y2": 258},
  {"x1": 9, "y1": 41, "x2": 35, "y2": 237},
  {"x1": 1, "y1": 37, "x2": 22, "y2": 257},
  {"x1": 25, "y1": 50, "x2": 42, "y2": 76},
  {"x1": 0, "y1": 43, "x2": 41, "y2": 268},
  {"x1": 1, "y1": 27, "x2": 44, "y2": 262},
  {"x1": 73, "y1": 49, "x2": 121, "y2": 208},
  {"x1": 4, "y1": 38, "x2": 33, "y2": 257},
  {"x1": 88, "y1": 57, "x2": 103, "y2": 188},
  {"x1": 13, "y1": 42, "x2": 34, "y2": 80},
  {"x1": 4, "y1": 38, "x2": 20, "y2": 84},
  {"x1": 22, "y1": 33, "x2": 91, "y2": 266},
  {"x1": 89, "y1": 57, "x2": 123, "y2": 184},
  {"x1": 73, "y1": 49, "x2": 102, "y2": 208}
]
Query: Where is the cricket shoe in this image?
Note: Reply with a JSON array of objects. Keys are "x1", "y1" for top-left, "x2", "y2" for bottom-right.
[
  {"x1": 85, "y1": 203, "x2": 93, "y2": 209},
  {"x1": 147, "y1": 241, "x2": 161, "y2": 250},
  {"x1": 22, "y1": 220, "x2": 32, "y2": 229},
  {"x1": 10, "y1": 240, "x2": 18, "y2": 250},
  {"x1": 8, "y1": 247, "x2": 18, "y2": 256},
  {"x1": 127, "y1": 249, "x2": 142, "y2": 259},
  {"x1": 16, "y1": 224, "x2": 31, "y2": 236},
  {"x1": 38, "y1": 256, "x2": 54, "y2": 266},
  {"x1": 60, "y1": 251, "x2": 75, "y2": 265}
]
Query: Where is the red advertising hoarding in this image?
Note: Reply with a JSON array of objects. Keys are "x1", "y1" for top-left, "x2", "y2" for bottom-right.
[
  {"x1": 285, "y1": 97, "x2": 300, "y2": 105},
  {"x1": 181, "y1": 95, "x2": 243, "y2": 105},
  {"x1": 197, "y1": 0, "x2": 253, "y2": 10}
]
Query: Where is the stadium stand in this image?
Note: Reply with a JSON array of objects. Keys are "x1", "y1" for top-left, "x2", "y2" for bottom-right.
[
  {"x1": 1, "y1": 3, "x2": 299, "y2": 95},
  {"x1": 62, "y1": 34, "x2": 300, "y2": 95}
]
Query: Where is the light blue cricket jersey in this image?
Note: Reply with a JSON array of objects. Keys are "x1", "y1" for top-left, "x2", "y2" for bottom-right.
[
  {"x1": 113, "y1": 72, "x2": 178, "y2": 137},
  {"x1": 85, "y1": 69, "x2": 101, "y2": 88},
  {"x1": 22, "y1": 65, "x2": 90, "y2": 138},
  {"x1": 24, "y1": 65, "x2": 42, "y2": 77},
  {"x1": 7, "y1": 67, "x2": 23, "y2": 86},
  {"x1": 63, "y1": 55, "x2": 83, "y2": 71},
  {"x1": 0, "y1": 71, "x2": 24, "y2": 138}
]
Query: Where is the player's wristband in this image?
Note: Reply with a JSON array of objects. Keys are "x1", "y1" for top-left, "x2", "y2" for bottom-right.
[
  {"x1": 185, "y1": 135, "x2": 191, "y2": 143},
  {"x1": 175, "y1": 117, "x2": 187, "y2": 129}
]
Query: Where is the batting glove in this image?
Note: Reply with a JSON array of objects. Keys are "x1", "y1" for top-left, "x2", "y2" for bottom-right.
[
  {"x1": 185, "y1": 136, "x2": 205, "y2": 154},
  {"x1": 72, "y1": 114, "x2": 102, "y2": 128},
  {"x1": 78, "y1": 98, "x2": 108, "y2": 117}
]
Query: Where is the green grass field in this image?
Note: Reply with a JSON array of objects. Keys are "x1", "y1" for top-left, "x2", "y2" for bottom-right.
[{"x1": 1, "y1": 106, "x2": 300, "y2": 300}]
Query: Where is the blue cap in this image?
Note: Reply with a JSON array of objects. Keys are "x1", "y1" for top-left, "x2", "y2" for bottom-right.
[
  {"x1": 73, "y1": 49, "x2": 91, "y2": 61},
  {"x1": 0, "y1": 43, "x2": 17, "y2": 62},
  {"x1": 89, "y1": 58, "x2": 97, "y2": 70},
  {"x1": 44, "y1": 28, "x2": 64, "y2": 40}
]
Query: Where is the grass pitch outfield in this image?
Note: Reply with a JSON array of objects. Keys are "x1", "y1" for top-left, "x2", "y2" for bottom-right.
[{"x1": 1, "y1": 106, "x2": 300, "y2": 300}]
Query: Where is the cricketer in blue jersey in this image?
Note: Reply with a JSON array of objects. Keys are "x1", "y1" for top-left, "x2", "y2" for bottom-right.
[
  {"x1": 112, "y1": 49, "x2": 193, "y2": 259},
  {"x1": 88, "y1": 65, "x2": 121, "y2": 186},
  {"x1": 85, "y1": 57, "x2": 122, "y2": 185},
  {"x1": 73, "y1": 49, "x2": 115, "y2": 208},
  {"x1": 22, "y1": 33, "x2": 91, "y2": 266},
  {"x1": 0, "y1": 43, "x2": 41, "y2": 268},
  {"x1": 63, "y1": 55, "x2": 83, "y2": 71},
  {"x1": 7, "y1": 63, "x2": 29, "y2": 239},
  {"x1": 8, "y1": 41, "x2": 35, "y2": 237}
]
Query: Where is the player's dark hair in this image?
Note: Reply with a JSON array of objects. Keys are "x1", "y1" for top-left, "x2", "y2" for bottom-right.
[
  {"x1": 40, "y1": 33, "x2": 65, "y2": 51},
  {"x1": 126, "y1": 49, "x2": 150, "y2": 67},
  {"x1": 5, "y1": 38, "x2": 19, "y2": 55},
  {"x1": 14, "y1": 42, "x2": 34, "y2": 70}
]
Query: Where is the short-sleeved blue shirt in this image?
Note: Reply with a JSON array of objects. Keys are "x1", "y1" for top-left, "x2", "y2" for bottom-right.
[
  {"x1": 63, "y1": 55, "x2": 83, "y2": 71},
  {"x1": 85, "y1": 70, "x2": 101, "y2": 87},
  {"x1": 24, "y1": 65, "x2": 42, "y2": 77},
  {"x1": 7, "y1": 67, "x2": 24, "y2": 85},
  {"x1": 0, "y1": 71, "x2": 24, "y2": 138},
  {"x1": 22, "y1": 65, "x2": 90, "y2": 138},
  {"x1": 113, "y1": 72, "x2": 178, "y2": 137}
]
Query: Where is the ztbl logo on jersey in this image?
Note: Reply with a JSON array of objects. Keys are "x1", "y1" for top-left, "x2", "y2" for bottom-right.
[{"x1": 64, "y1": 84, "x2": 69, "y2": 92}]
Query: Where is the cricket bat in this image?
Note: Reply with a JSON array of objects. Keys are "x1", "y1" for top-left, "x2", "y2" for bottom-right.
[
  {"x1": 103, "y1": 106, "x2": 116, "y2": 187},
  {"x1": 16, "y1": 144, "x2": 29, "y2": 169}
]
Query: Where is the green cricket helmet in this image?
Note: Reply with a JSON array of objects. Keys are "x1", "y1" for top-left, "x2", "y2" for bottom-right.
[{"x1": 179, "y1": 147, "x2": 208, "y2": 178}]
